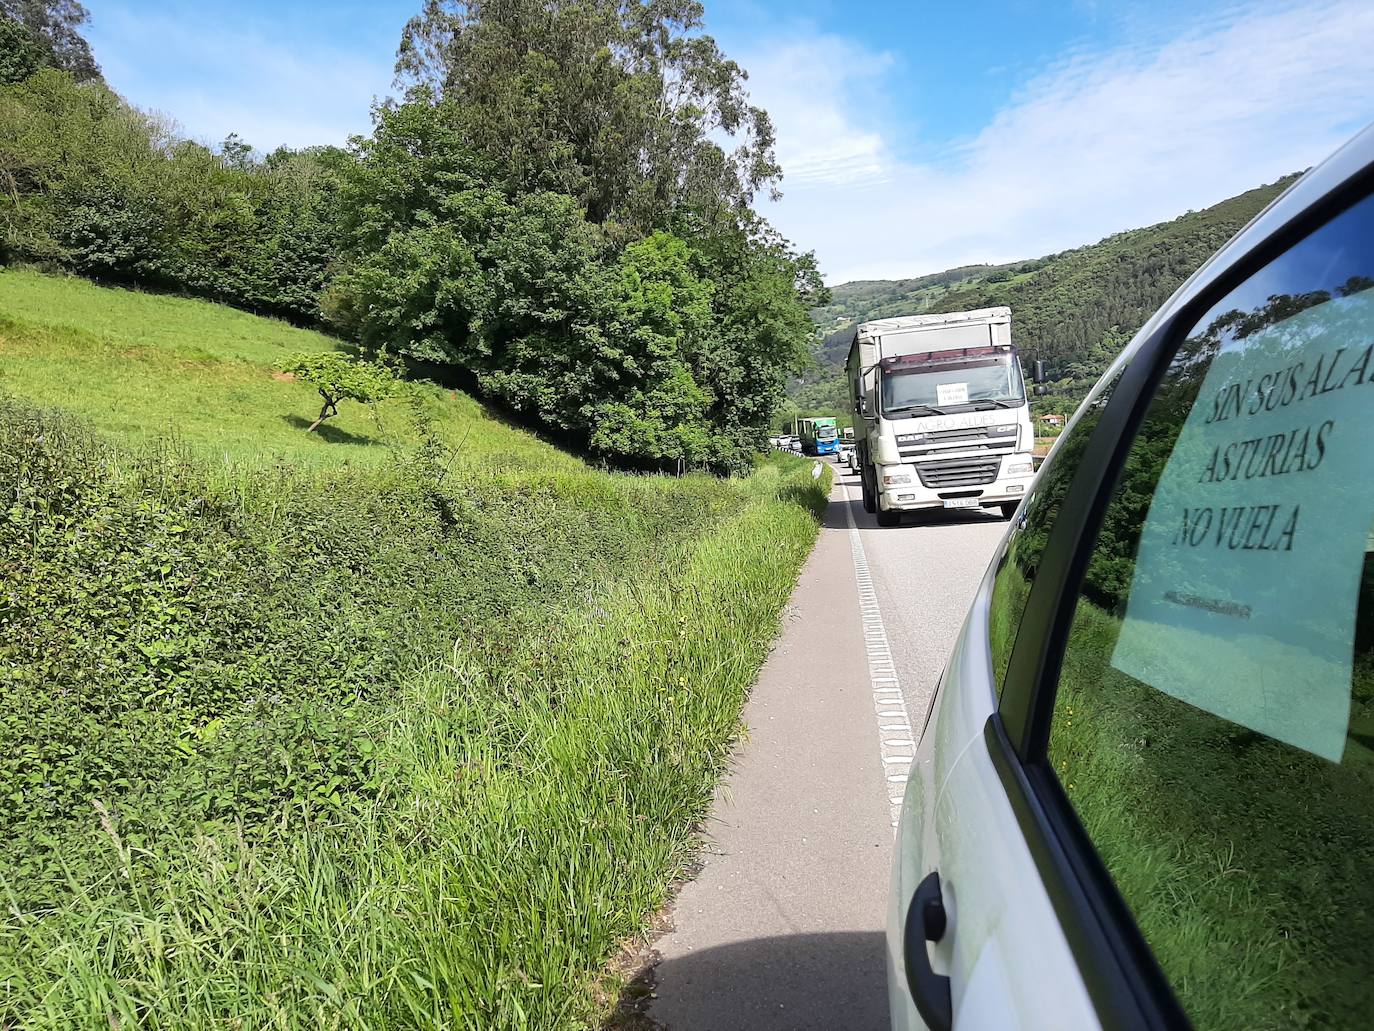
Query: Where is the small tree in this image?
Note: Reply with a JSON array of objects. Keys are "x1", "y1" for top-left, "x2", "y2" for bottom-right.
[{"x1": 278, "y1": 351, "x2": 397, "y2": 432}]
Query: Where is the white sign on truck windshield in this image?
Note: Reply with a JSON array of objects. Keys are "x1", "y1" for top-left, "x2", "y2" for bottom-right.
[
  {"x1": 1112, "y1": 288, "x2": 1374, "y2": 761},
  {"x1": 937, "y1": 382, "x2": 969, "y2": 406}
]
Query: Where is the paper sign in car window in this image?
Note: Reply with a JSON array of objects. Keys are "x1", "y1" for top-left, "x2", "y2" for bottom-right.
[
  {"x1": 937, "y1": 382, "x2": 969, "y2": 406},
  {"x1": 1112, "y1": 289, "x2": 1374, "y2": 761}
]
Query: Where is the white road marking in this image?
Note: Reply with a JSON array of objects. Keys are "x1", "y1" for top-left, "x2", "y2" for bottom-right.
[{"x1": 839, "y1": 478, "x2": 916, "y2": 831}]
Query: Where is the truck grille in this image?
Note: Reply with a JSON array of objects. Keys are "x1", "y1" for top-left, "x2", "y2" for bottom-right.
[
  {"x1": 917, "y1": 456, "x2": 1000, "y2": 489},
  {"x1": 897, "y1": 426, "x2": 1017, "y2": 461},
  {"x1": 925, "y1": 426, "x2": 991, "y2": 444}
]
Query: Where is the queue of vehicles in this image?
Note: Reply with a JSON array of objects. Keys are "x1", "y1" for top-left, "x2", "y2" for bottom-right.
[
  {"x1": 775, "y1": 306, "x2": 1047, "y2": 527},
  {"x1": 778, "y1": 305, "x2": 1048, "y2": 528},
  {"x1": 798, "y1": 416, "x2": 841, "y2": 456},
  {"x1": 771, "y1": 423, "x2": 854, "y2": 459}
]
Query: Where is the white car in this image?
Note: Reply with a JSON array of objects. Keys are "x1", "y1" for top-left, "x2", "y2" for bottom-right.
[{"x1": 889, "y1": 124, "x2": 1374, "y2": 1029}]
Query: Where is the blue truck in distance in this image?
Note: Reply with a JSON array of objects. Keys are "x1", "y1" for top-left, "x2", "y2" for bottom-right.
[{"x1": 799, "y1": 417, "x2": 840, "y2": 456}]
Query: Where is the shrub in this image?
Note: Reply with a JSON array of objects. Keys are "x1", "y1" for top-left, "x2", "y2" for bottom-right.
[
  {"x1": 277, "y1": 351, "x2": 398, "y2": 431},
  {"x1": 0, "y1": 397, "x2": 794, "y2": 910}
]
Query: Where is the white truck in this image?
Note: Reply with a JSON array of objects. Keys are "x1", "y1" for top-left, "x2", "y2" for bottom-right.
[{"x1": 847, "y1": 306, "x2": 1041, "y2": 526}]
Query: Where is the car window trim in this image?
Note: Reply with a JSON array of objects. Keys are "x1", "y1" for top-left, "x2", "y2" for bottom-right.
[
  {"x1": 989, "y1": 159, "x2": 1374, "y2": 1030},
  {"x1": 984, "y1": 712, "x2": 1179, "y2": 1030},
  {"x1": 996, "y1": 318, "x2": 1168, "y2": 751}
]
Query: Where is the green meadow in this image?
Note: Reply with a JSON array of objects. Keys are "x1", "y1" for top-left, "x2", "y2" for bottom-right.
[{"x1": 0, "y1": 268, "x2": 578, "y2": 472}]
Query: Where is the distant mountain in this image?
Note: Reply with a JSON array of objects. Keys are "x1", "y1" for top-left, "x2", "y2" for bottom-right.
[{"x1": 796, "y1": 175, "x2": 1301, "y2": 414}]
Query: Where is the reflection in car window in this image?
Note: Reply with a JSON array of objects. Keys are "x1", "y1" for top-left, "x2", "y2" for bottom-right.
[
  {"x1": 1050, "y1": 191, "x2": 1374, "y2": 1029},
  {"x1": 988, "y1": 367, "x2": 1122, "y2": 694}
]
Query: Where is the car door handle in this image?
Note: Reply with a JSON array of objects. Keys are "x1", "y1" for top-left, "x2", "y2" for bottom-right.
[{"x1": 904, "y1": 870, "x2": 953, "y2": 1031}]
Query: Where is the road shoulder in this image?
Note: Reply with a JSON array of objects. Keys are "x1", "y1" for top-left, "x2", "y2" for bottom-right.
[{"x1": 646, "y1": 479, "x2": 893, "y2": 1031}]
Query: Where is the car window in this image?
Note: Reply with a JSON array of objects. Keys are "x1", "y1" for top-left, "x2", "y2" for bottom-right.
[
  {"x1": 1049, "y1": 190, "x2": 1374, "y2": 1030},
  {"x1": 988, "y1": 366, "x2": 1124, "y2": 693}
]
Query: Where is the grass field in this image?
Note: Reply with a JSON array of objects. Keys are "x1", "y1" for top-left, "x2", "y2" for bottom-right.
[
  {"x1": 0, "y1": 269, "x2": 829, "y2": 1028},
  {"x1": 0, "y1": 268, "x2": 578, "y2": 472}
]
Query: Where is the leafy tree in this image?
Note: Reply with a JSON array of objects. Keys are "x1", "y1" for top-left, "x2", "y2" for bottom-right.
[
  {"x1": 395, "y1": 0, "x2": 779, "y2": 231},
  {"x1": 0, "y1": 0, "x2": 99, "y2": 83},
  {"x1": 581, "y1": 230, "x2": 716, "y2": 466},
  {"x1": 247, "y1": 146, "x2": 349, "y2": 321},
  {"x1": 0, "y1": 16, "x2": 44, "y2": 85},
  {"x1": 476, "y1": 192, "x2": 618, "y2": 427},
  {"x1": 0, "y1": 68, "x2": 345, "y2": 322},
  {"x1": 0, "y1": 4, "x2": 823, "y2": 474},
  {"x1": 219, "y1": 132, "x2": 256, "y2": 172},
  {"x1": 326, "y1": 219, "x2": 494, "y2": 366},
  {"x1": 688, "y1": 216, "x2": 827, "y2": 453},
  {"x1": 0, "y1": 68, "x2": 169, "y2": 270},
  {"x1": 156, "y1": 139, "x2": 263, "y2": 296},
  {"x1": 332, "y1": 89, "x2": 499, "y2": 255},
  {"x1": 278, "y1": 352, "x2": 399, "y2": 432}
]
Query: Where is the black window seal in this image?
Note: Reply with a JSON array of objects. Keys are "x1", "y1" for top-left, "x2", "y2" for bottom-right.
[
  {"x1": 985, "y1": 712, "x2": 1183, "y2": 1030},
  {"x1": 996, "y1": 316, "x2": 1170, "y2": 749},
  {"x1": 989, "y1": 157, "x2": 1374, "y2": 1030}
]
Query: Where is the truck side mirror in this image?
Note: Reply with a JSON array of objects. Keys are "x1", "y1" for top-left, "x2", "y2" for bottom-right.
[
  {"x1": 1033, "y1": 383, "x2": 1049, "y2": 397},
  {"x1": 1032, "y1": 359, "x2": 1048, "y2": 384}
]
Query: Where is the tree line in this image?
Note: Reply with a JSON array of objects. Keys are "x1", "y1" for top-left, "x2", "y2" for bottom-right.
[{"x1": 0, "y1": 0, "x2": 827, "y2": 473}]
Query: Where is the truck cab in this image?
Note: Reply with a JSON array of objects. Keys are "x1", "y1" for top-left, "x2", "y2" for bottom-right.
[
  {"x1": 799, "y1": 416, "x2": 841, "y2": 457},
  {"x1": 847, "y1": 307, "x2": 1038, "y2": 526}
]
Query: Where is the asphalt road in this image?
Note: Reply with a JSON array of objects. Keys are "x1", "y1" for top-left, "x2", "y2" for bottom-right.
[{"x1": 647, "y1": 461, "x2": 1007, "y2": 1030}]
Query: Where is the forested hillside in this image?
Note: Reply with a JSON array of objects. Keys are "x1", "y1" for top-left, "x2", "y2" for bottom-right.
[
  {"x1": 799, "y1": 176, "x2": 1299, "y2": 414},
  {"x1": 0, "y1": 0, "x2": 825, "y2": 473}
]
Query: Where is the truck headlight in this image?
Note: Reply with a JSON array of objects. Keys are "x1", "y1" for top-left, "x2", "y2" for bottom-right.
[
  {"x1": 1005, "y1": 458, "x2": 1034, "y2": 477},
  {"x1": 882, "y1": 472, "x2": 913, "y2": 486}
]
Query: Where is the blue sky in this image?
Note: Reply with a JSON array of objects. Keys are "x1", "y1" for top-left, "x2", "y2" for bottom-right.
[{"x1": 85, "y1": 0, "x2": 1374, "y2": 283}]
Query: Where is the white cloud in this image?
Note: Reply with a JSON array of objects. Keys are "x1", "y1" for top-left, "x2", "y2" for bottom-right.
[
  {"x1": 739, "y1": 34, "x2": 894, "y2": 189},
  {"x1": 751, "y1": 0, "x2": 1374, "y2": 284},
  {"x1": 87, "y1": 8, "x2": 394, "y2": 152}
]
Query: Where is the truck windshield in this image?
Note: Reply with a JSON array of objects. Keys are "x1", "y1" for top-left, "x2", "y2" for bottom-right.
[
  {"x1": 817, "y1": 427, "x2": 837, "y2": 439},
  {"x1": 881, "y1": 356, "x2": 1024, "y2": 415}
]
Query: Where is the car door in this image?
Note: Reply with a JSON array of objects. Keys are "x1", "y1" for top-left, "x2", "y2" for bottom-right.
[
  {"x1": 886, "y1": 344, "x2": 1130, "y2": 1031},
  {"x1": 890, "y1": 126, "x2": 1374, "y2": 1029}
]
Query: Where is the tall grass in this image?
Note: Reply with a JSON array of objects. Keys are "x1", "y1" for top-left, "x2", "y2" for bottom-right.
[
  {"x1": 0, "y1": 269, "x2": 830, "y2": 1027},
  {"x1": 1, "y1": 454, "x2": 824, "y2": 1029}
]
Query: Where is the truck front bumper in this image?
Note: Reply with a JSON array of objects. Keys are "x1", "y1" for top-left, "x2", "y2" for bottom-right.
[{"x1": 877, "y1": 470, "x2": 1035, "y2": 513}]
